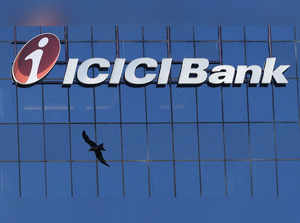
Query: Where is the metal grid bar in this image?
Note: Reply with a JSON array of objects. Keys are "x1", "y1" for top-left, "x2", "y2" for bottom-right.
[
  {"x1": 268, "y1": 24, "x2": 280, "y2": 198},
  {"x1": 193, "y1": 25, "x2": 203, "y2": 196},
  {"x1": 115, "y1": 25, "x2": 126, "y2": 198},
  {"x1": 167, "y1": 26, "x2": 177, "y2": 198},
  {"x1": 243, "y1": 26, "x2": 254, "y2": 197},
  {"x1": 218, "y1": 25, "x2": 229, "y2": 197}
]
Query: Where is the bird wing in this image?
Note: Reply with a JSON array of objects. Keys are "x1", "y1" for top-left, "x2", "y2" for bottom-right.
[
  {"x1": 95, "y1": 150, "x2": 110, "y2": 167},
  {"x1": 82, "y1": 131, "x2": 97, "y2": 147},
  {"x1": 98, "y1": 143, "x2": 106, "y2": 151}
]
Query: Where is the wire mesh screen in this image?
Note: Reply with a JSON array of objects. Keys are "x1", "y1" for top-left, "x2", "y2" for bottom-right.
[{"x1": 0, "y1": 25, "x2": 299, "y2": 198}]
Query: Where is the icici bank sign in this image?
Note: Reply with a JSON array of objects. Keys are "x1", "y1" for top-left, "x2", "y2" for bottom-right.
[{"x1": 12, "y1": 33, "x2": 290, "y2": 87}]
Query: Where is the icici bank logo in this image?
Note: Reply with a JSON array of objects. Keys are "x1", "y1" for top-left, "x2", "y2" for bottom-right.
[{"x1": 12, "y1": 33, "x2": 60, "y2": 85}]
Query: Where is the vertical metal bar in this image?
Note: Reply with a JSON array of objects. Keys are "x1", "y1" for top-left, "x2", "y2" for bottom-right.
[
  {"x1": 64, "y1": 25, "x2": 74, "y2": 197},
  {"x1": 115, "y1": 25, "x2": 126, "y2": 197},
  {"x1": 40, "y1": 26, "x2": 48, "y2": 198},
  {"x1": 293, "y1": 26, "x2": 300, "y2": 124},
  {"x1": 141, "y1": 26, "x2": 152, "y2": 197},
  {"x1": 14, "y1": 26, "x2": 22, "y2": 198},
  {"x1": 90, "y1": 25, "x2": 100, "y2": 197},
  {"x1": 267, "y1": 24, "x2": 280, "y2": 198},
  {"x1": 192, "y1": 25, "x2": 203, "y2": 196},
  {"x1": 243, "y1": 26, "x2": 254, "y2": 197},
  {"x1": 167, "y1": 25, "x2": 177, "y2": 198},
  {"x1": 218, "y1": 25, "x2": 228, "y2": 196}
]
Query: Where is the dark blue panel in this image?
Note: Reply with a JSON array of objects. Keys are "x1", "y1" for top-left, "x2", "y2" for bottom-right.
[
  {"x1": 95, "y1": 86, "x2": 120, "y2": 122},
  {"x1": 45, "y1": 125, "x2": 70, "y2": 160},
  {"x1": 198, "y1": 85, "x2": 222, "y2": 122},
  {"x1": 123, "y1": 125, "x2": 147, "y2": 160},
  {"x1": 71, "y1": 124, "x2": 95, "y2": 161},
  {"x1": 222, "y1": 26, "x2": 243, "y2": 40},
  {"x1": 42, "y1": 26, "x2": 65, "y2": 40},
  {"x1": 69, "y1": 26, "x2": 91, "y2": 41},
  {"x1": 172, "y1": 87, "x2": 196, "y2": 122},
  {"x1": 21, "y1": 162, "x2": 45, "y2": 198},
  {"x1": 44, "y1": 85, "x2": 68, "y2": 122},
  {"x1": 276, "y1": 124, "x2": 300, "y2": 159},
  {"x1": 223, "y1": 42, "x2": 244, "y2": 65},
  {"x1": 97, "y1": 124, "x2": 121, "y2": 161},
  {"x1": 201, "y1": 162, "x2": 226, "y2": 197},
  {"x1": 144, "y1": 25, "x2": 166, "y2": 41},
  {"x1": 199, "y1": 124, "x2": 224, "y2": 160},
  {"x1": 195, "y1": 25, "x2": 218, "y2": 40},
  {"x1": 69, "y1": 43, "x2": 91, "y2": 60},
  {"x1": 271, "y1": 25, "x2": 294, "y2": 40},
  {"x1": 196, "y1": 42, "x2": 219, "y2": 61},
  {"x1": 223, "y1": 86, "x2": 248, "y2": 122},
  {"x1": 278, "y1": 161, "x2": 300, "y2": 198},
  {"x1": 246, "y1": 26, "x2": 267, "y2": 40},
  {"x1": 274, "y1": 80, "x2": 298, "y2": 122},
  {"x1": 0, "y1": 81, "x2": 16, "y2": 123},
  {"x1": 272, "y1": 42, "x2": 296, "y2": 78},
  {"x1": 0, "y1": 26, "x2": 13, "y2": 41},
  {"x1": 0, "y1": 43, "x2": 14, "y2": 77},
  {"x1": 16, "y1": 26, "x2": 40, "y2": 40},
  {"x1": 248, "y1": 85, "x2": 273, "y2": 122},
  {"x1": 147, "y1": 85, "x2": 170, "y2": 122},
  {"x1": 246, "y1": 42, "x2": 268, "y2": 67},
  {"x1": 148, "y1": 124, "x2": 172, "y2": 160},
  {"x1": 46, "y1": 64, "x2": 66, "y2": 79},
  {"x1": 93, "y1": 25, "x2": 115, "y2": 41},
  {"x1": 250, "y1": 124, "x2": 275, "y2": 159},
  {"x1": 225, "y1": 124, "x2": 249, "y2": 159},
  {"x1": 150, "y1": 162, "x2": 173, "y2": 198},
  {"x1": 69, "y1": 85, "x2": 94, "y2": 122},
  {"x1": 121, "y1": 85, "x2": 146, "y2": 122},
  {"x1": 72, "y1": 162, "x2": 97, "y2": 197},
  {"x1": 171, "y1": 25, "x2": 193, "y2": 40},
  {"x1": 98, "y1": 162, "x2": 123, "y2": 197},
  {"x1": 174, "y1": 124, "x2": 198, "y2": 160},
  {"x1": 18, "y1": 85, "x2": 42, "y2": 123},
  {"x1": 19, "y1": 125, "x2": 43, "y2": 161},
  {"x1": 119, "y1": 25, "x2": 141, "y2": 40},
  {"x1": 120, "y1": 42, "x2": 142, "y2": 60},
  {"x1": 125, "y1": 162, "x2": 148, "y2": 197},
  {"x1": 47, "y1": 162, "x2": 70, "y2": 197},
  {"x1": 94, "y1": 42, "x2": 115, "y2": 61},
  {"x1": 253, "y1": 161, "x2": 276, "y2": 197},
  {"x1": 0, "y1": 163, "x2": 18, "y2": 198},
  {"x1": 0, "y1": 125, "x2": 18, "y2": 160},
  {"x1": 227, "y1": 162, "x2": 250, "y2": 197},
  {"x1": 144, "y1": 43, "x2": 167, "y2": 61},
  {"x1": 176, "y1": 162, "x2": 200, "y2": 198},
  {"x1": 171, "y1": 42, "x2": 194, "y2": 61}
]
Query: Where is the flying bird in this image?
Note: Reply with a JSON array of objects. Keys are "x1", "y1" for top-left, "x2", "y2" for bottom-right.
[{"x1": 82, "y1": 130, "x2": 110, "y2": 167}]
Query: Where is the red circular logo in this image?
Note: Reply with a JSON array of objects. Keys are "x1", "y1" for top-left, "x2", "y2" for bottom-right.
[{"x1": 12, "y1": 33, "x2": 60, "y2": 85}]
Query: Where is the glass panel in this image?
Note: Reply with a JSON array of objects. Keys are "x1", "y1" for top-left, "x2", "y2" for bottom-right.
[
  {"x1": 171, "y1": 42, "x2": 194, "y2": 61},
  {"x1": 94, "y1": 25, "x2": 115, "y2": 40},
  {"x1": 19, "y1": 125, "x2": 43, "y2": 161},
  {"x1": 45, "y1": 124, "x2": 69, "y2": 160},
  {"x1": 125, "y1": 162, "x2": 148, "y2": 197},
  {"x1": 21, "y1": 162, "x2": 45, "y2": 198},
  {"x1": 172, "y1": 88, "x2": 196, "y2": 122},
  {"x1": 174, "y1": 124, "x2": 198, "y2": 160},
  {"x1": 227, "y1": 162, "x2": 250, "y2": 197},
  {"x1": 149, "y1": 124, "x2": 172, "y2": 160},
  {"x1": 0, "y1": 43, "x2": 14, "y2": 77},
  {"x1": 120, "y1": 42, "x2": 142, "y2": 60},
  {"x1": 44, "y1": 85, "x2": 68, "y2": 123},
  {"x1": 199, "y1": 124, "x2": 224, "y2": 160},
  {"x1": 171, "y1": 25, "x2": 193, "y2": 40},
  {"x1": 271, "y1": 25, "x2": 294, "y2": 40},
  {"x1": 73, "y1": 162, "x2": 96, "y2": 197},
  {"x1": 196, "y1": 42, "x2": 219, "y2": 62},
  {"x1": 222, "y1": 26, "x2": 243, "y2": 40},
  {"x1": 144, "y1": 42, "x2": 167, "y2": 60},
  {"x1": 0, "y1": 81, "x2": 17, "y2": 123},
  {"x1": 94, "y1": 42, "x2": 115, "y2": 61},
  {"x1": 250, "y1": 124, "x2": 275, "y2": 159},
  {"x1": 119, "y1": 25, "x2": 141, "y2": 40},
  {"x1": 18, "y1": 85, "x2": 42, "y2": 123},
  {"x1": 150, "y1": 162, "x2": 173, "y2": 198},
  {"x1": 253, "y1": 161, "x2": 276, "y2": 197},
  {"x1": 195, "y1": 25, "x2": 218, "y2": 41},
  {"x1": 123, "y1": 125, "x2": 147, "y2": 160},
  {"x1": 176, "y1": 162, "x2": 200, "y2": 198},
  {"x1": 245, "y1": 25, "x2": 267, "y2": 41},
  {"x1": 0, "y1": 163, "x2": 18, "y2": 198},
  {"x1": 278, "y1": 161, "x2": 300, "y2": 198},
  {"x1": 225, "y1": 124, "x2": 248, "y2": 159},
  {"x1": 97, "y1": 124, "x2": 121, "y2": 161},
  {"x1": 47, "y1": 162, "x2": 70, "y2": 197},
  {"x1": 201, "y1": 162, "x2": 226, "y2": 197},
  {"x1": 0, "y1": 125, "x2": 18, "y2": 160}
]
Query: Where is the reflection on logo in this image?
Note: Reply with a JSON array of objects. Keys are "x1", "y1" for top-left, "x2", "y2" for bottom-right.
[{"x1": 12, "y1": 33, "x2": 60, "y2": 85}]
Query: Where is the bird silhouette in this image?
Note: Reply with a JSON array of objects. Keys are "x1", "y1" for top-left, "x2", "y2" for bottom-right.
[{"x1": 82, "y1": 130, "x2": 110, "y2": 167}]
